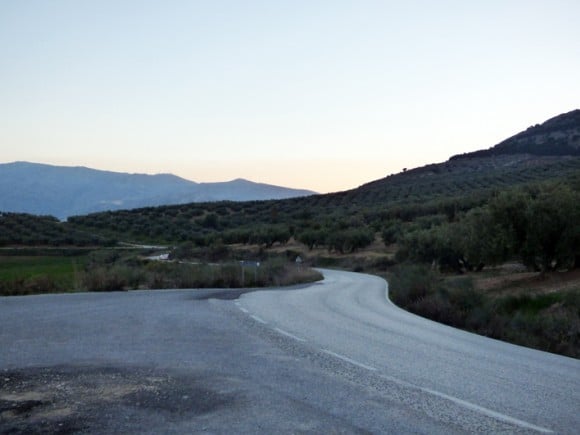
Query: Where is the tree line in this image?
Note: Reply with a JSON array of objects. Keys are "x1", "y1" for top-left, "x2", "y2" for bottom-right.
[
  {"x1": 394, "y1": 182, "x2": 580, "y2": 273},
  {"x1": 0, "y1": 212, "x2": 114, "y2": 247}
]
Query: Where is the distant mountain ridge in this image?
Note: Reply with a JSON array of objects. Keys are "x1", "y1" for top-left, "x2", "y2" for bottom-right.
[{"x1": 0, "y1": 162, "x2": 315, "y2": 219}]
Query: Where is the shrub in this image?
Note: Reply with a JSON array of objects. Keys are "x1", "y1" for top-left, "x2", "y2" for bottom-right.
[
  {"x1": 381, "y1": 219, "x2": 403, "y2": 246},
  {"x1": 388, "y1": 263, "x2": 580, "y2": 358},
  {"x1": 388, "y1": 264, "x2": 436, "y2": 306},
  {"x1": 81, "y1": 266, "x2": 136, "y2": 292}
]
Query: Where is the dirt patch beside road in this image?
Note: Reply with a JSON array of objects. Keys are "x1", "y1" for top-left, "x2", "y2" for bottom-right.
[
  {"x1": 474, "y1": 268, "x2": 580, "y2": 297},
  {"x1": 0, "y1": 366, "x2": 238, "y2": 434}
]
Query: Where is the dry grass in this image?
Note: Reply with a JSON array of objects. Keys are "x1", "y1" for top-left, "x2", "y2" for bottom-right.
[
  {"x1": 388, "y1": 263, "x2": 580, "y2": 358},
  {"x1": 473, "y1": 268, "x2": 580, "y2": 297}
]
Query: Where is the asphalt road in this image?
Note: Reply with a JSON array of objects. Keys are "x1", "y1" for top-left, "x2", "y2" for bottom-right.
[{"x1": 1, "y1": 269, "x2": 578, "y2": 434}]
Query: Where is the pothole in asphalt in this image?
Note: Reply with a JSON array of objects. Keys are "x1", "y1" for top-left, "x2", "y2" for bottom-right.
[{"x1": 0, "y1": 366, "x2": 239, "y2": 434}]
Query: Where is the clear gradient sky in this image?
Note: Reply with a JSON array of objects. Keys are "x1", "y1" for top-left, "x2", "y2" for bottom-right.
[{"x1": 1, "y1": 1, "x2": 579, "y2": 193}]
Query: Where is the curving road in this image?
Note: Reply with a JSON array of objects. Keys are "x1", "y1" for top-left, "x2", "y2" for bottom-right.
[
  {"x1": 239, "y1": 269, "x2": 580, "y2": 434},
  {"x1": 1, "y1": 269, "x2": 579, "y2": 433}
]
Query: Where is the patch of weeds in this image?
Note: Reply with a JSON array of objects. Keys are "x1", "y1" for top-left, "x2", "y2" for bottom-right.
[{"x1": 386, "y1": 263, "x2": 580, "y2": 358}]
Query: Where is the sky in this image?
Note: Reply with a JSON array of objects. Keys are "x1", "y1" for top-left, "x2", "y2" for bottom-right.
[{"x1": 1, "y1": 1, "x2": 579, "y2": 193}]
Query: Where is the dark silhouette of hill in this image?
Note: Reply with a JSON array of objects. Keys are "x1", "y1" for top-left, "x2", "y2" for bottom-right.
[
  {"x1": 0, "y1": 162, "x2": 315, "y2": 219},
  {"x1": 342, "y1": 154, "x2": 580, "y2": 207},
  {"x1": 334, "y1": 109, "x2": 580, "y2": 206},
  {"x1": 450, "y1": 109, "x2": 580, "y2": 160}
]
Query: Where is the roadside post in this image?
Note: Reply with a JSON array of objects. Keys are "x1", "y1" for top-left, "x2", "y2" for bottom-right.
[{"x1": 239, "y1": 261, "x2": 260, "y2": 287}]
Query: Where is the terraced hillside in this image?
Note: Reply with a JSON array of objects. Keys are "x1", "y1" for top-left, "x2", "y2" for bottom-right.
[
  {"x1": 67, "y1": 151, "x2": 580, "y2": 246},
  {"x1": 333, "y1": 154, "x2": 580, "y2": 207}
]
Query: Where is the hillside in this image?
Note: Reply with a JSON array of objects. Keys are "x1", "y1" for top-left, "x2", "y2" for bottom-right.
[
  {"x1": 0, "y1": 162, "x2": 315, "y2": 219},
  {"x1": 0, "y1": 212, "x2": 112, "y2": 247},
  {"x1": 450, "y1": 109, "x2": 580, "y2": 159},
  {"x1": 344, "y1": 154, "x2": 580, "y2": 206},
  {"x1": 65, "y1": 110, "x2": 580, "y2": 245}
]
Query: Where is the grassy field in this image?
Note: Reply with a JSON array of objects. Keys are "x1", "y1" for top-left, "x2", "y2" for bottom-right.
[
  {"x1": 0, "y1": 255, "x2": 87, "y2": 296},
  {"x1": 0, "y1": 251, "x2": 323, "y2": 296},
  {"x1": 0, "y1": 256, "x2": 84, "y2": 280}
]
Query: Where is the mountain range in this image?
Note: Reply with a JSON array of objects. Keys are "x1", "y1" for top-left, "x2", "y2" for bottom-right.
[{"x1": 0, "y1": 162, "x2": 315, "y2": 219}]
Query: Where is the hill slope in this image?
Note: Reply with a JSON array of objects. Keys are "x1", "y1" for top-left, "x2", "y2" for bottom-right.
[
  {"x1": 0, "y1": 162, "x2": 315, "y2": 219},
  {"x1": 337, "y1": 109, "x2": 580, "y2": 206},
  {"x1": 65, "y1": 109, "x2": 580, "y2": 244},
  {"x1": 450, "y1": 109, "x2": 580, "y2": 159}
]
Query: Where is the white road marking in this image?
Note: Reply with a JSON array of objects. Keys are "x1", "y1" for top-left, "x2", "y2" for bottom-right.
[
  {"x1": 274, "y1": 327, "x2": 307, "y2": 342},
  {"x1": 321, "y1": 349, "x2": 377, "y2": 371},
  {"x1": 378, "y1": 374, "x2": 553, "y2": 434},
  {"x1": 236, "y1": 303, "x2": 306, "y2": 341},
  {"x1": 235, "y1": 272, "x2": 556, "y2": 433},
  {"x1": 420, "y1": 386, "x2": 553, "y2": 434},
  {"x1": 250, "y1": 314, "x2": 267, "y2": 324},
  {"x1": 381, "y1": 287, "x2": 553, "y2": 433}
]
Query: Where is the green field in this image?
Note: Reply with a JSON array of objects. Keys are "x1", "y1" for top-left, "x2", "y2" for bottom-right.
[{"x1": 0, "y1": 255, "x2": 87, "y2": 295}]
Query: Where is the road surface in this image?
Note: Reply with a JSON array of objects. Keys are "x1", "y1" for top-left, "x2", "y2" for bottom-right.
[{"x1": 1, "y1": 269, "x2": 578, "y2": 433}]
